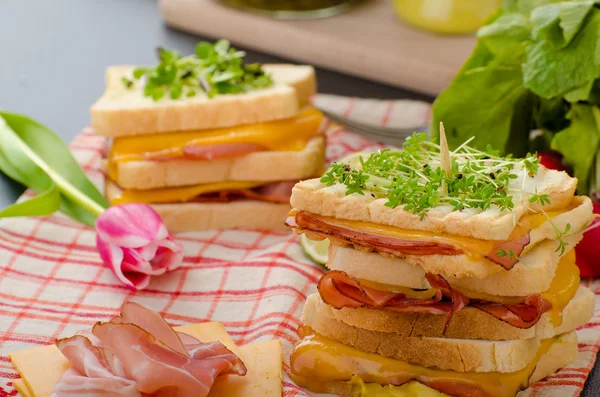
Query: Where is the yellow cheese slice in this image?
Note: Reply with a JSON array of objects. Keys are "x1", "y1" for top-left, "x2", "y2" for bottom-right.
[
  {"x1": 109, "y1": 180, "x2": 265, "y2": 206},
  {"x1": 209, "y1": 340, "x2": 283, "y2": 397},
  {"x1": 9, "y1": 322, "x2": 282, "y2": 397},
  {"x1": 13, "y1": 379, "x2": 32, "y2": 397}
]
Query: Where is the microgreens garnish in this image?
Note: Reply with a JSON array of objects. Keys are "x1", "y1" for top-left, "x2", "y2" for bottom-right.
[
  {"x1": 122, "y1": 40, "x2": 273, "y2": 101},
  {"x1": 320, "y1": 133, "x2": 572, "y2": 249},
  {"x1": 497, "y1": 248, "x2": 516, "y2": 261}
]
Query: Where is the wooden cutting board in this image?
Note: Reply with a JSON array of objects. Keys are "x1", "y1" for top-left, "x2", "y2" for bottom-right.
[{"x1": 159, "y1": 0, "x2": 477, "y2": 96}]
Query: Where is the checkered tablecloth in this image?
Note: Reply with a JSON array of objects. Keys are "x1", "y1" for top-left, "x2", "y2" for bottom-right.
[{"x1": 0, "y1": 96, "x2": 598, "y2": 397}]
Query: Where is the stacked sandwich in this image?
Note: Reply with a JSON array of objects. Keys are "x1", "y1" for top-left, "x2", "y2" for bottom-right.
[
  {"x1": 91, "y1": 42, "x2": 325, "y2": 232},
  {"x1": 286, "y1": 133, "x2": 595, "y2": 397}
]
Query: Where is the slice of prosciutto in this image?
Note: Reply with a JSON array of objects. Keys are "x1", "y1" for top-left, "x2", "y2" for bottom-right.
[
  {"x1": 317, "y1": 270, "x2": 550, "y2": 329},
  {"x1": 182, "y1": 142, "x2": 267, "y2": 161},
  {"x1": 317, "y1": 271, "x2": 468, "y2": 324},
  {"x1": 52, "y1": 302, "x2": 246, "y2": 397},
  {"x1": 289, "y1": 211, "x2": 530, "y2": 270}
]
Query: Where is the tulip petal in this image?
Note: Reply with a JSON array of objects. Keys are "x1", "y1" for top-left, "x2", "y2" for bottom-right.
[
  {"x1": 96, "y1": 204, "x2": 166, "y2": 248},
  {"x1": 95, "y1": 204, "x2": 183, "y2": 290}
]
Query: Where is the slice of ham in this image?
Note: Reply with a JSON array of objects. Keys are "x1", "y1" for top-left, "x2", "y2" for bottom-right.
[
  {"x1": 290, "y1": 211, "x2": 529, "y2": 269},
  {"x1": 486, "y1": 234, "x2": 531, "y2": 270},
  {"x1": 52, "y1": 302, "x2": 246, "y2": 397},
  {"x1": 182, "y1": 142, "x2": 267, "y2": 161},
  {"x1": 471, "y1": 294, "x2": 552, "y2": 329},
  {"x1": 192, "y1": 181, "x2": 296, "y2": 204},
  {"x1": 317, "y1": 271, "x2": 466, "y2": 329},
  {"x1": 317, "y1": 270, "x2": 550, "y2": 330}
]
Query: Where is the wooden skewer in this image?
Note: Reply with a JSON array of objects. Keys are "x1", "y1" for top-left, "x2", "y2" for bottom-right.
[{"x1": 439, "y1": 122, "x2": 451, "y2": 195}]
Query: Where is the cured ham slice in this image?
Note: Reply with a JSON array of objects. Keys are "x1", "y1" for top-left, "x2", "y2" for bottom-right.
[
  {"x1": 471, "y1": 294, "x2": 551, "y2": 329},
  {"x1": 182, "y1": 142, "x2": 267, "y2": 160},
  {"x1": 317, "y1": 271, "x2": 464, "y2": 320},
  {"x1": 52, "y1": 302, "x2": 246, "y2": 397},
  {"x1": 317, "y1": 271, "x2": 550, "y2": 329},
  {"x1": 289, "y1": 211, "x2": 530, "y2": 269}
]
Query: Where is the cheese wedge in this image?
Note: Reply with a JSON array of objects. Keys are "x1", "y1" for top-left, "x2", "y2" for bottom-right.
[{"x1": 9, "y1": 322, "x2": 282, "y2": 397}]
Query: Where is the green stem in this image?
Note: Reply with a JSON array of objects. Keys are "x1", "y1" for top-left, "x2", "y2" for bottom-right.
[{"x1": 14, "y1": 138, "x2": 105, "y2": 217}]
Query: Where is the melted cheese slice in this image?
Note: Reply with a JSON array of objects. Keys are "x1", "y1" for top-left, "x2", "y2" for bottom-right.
[
  {"x1": 305, "y1": 201, "x2": 574, "y2": 261},
  {"x1": 109, "y1": 180, "x2": 265, "y2": 205},
  {"x1": 290, "y1": 331, "x2": 557, "y2": 397},
  {"x1": 9, "y1": 322, "x2": 282, "y2": 397},
  {"x1": 108, "y1": 107, "x2": 323, "y2": 179}
]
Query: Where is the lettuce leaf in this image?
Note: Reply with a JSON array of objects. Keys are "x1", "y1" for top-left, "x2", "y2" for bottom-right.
[
  {"x1": 524, "y1": 10, "x2": 600, "y2": 98},
  {"x1": 551, "y1": 104, "x2": 600, "y2": 193}
]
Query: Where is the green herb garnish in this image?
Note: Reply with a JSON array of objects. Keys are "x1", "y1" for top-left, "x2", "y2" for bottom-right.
[
  {"x1": 497, "y1": 248, "x2": 517, "y2": 261},
  {"x1": 124, "y1": 40, "x2": 273, "y2": 101},
  {"x1": 321, "y1": 133, "x2": 572, "y2": 251}
]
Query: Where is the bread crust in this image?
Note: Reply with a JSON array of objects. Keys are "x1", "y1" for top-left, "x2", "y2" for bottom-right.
[
  {"x1": 304, "y1": 287, "x2": 593, "y2": 341},
  {"x1": 91, "y1": 64, "x2": 316, "y2": 137},
  {"x1": 151, "y1": 201, "x2": 291, "y2": 232},
  {"x1": 262, "y1": 64, "x2": 316, "y2": 106},
  {"x1": 290, "y1": 166, "x2": 579, "y2": 241},
  {"x1": 113, "y1": 135, "x2": 326, "y2": 190}
]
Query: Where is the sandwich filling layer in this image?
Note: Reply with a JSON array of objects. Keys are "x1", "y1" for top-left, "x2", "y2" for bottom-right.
[
  {"x1": 317, "y1": 251, "x2": 579, "y2": 329},
  {"x1": 290, "y1": 327, "x2": 575, "y2": 397},
  {"x1": 108, "y1": 107, "x2": 324, "y2": 181},
  {"x1": 109, "y1": 180, "x2": 297, "y2": 205},
  {"x1": 287, "y1": 197, "x2": 584, "y2": 270}
]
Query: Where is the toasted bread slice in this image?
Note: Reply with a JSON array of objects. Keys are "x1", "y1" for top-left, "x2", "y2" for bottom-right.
[
  {"x1": 262, "y1": 64, "x2": 316, "y2": 106},
  {"x1": 291, "y1": 165, "x2": 579, "y2": 241},
  {"x1": 328, "y1": 231, "x2": 583, "y2": 295},
  {"x1": 105, "y1": 181, "x2": 290, "y2": 232},
  {"x1": 291, "y1": 330, "x2": 577, "y2": 396},
  {"x1": 305, "y1": 286, "x2": 593, "y2": 342},
  {"x1": 111, "y1": 135, "x2": 326, "y2": 190},
  {"x1": 92, "y1": 64, "x2": 316, "y2": 137}
]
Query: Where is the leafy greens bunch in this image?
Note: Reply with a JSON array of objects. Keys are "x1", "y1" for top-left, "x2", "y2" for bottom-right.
[{"x1": 432, "y1": 0, "x2": 600, "y2": 198}]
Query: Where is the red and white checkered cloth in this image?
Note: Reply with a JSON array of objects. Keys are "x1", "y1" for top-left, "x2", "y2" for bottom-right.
[{"x1": 0, "y1": 96, "x2": 598, "y2": 397}]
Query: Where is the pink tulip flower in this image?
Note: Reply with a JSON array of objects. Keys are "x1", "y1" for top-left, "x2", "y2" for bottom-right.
[{"x1": 96, "y1": 204, "x2": 183, "y2": 290}]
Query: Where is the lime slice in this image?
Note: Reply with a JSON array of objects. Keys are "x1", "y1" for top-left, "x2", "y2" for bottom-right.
[{"x1": 300, "y1": 234, "x2": 330, "y2": 266}]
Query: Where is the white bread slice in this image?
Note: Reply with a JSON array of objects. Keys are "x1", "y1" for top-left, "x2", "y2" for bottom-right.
[
  {"x1": 328, "y1": 232, "x2": 583, "y2": 296},
  {"x1": 262, "y1": 64, "x2": 316, "y2": 106},
  {"x1": 291, "y1": 330, "x2": 577, "y2": 396},
  {"x1": 112, "y1": 135, "x2": 326, "y2": 190},
  {"x1": 290, "y1": 165, "x2": 579, "y2": 241},
  {"x1": 304, "y1": 299, "x2": 538, "y2": 373},
  {"x1": 152, "y1": 201, "x2": 290, "y2": 233},
  {"x1": 305, "y1": 286, "x2": 594, "y2": 342},
  {"x1": 91, "y1": 64, "x2": 316, "y2": 137}
]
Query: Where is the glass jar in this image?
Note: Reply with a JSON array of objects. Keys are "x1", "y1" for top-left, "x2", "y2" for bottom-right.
[
  {"x1": 393, "y1": 0, "x2": 501, "y2": 34},
  {"x1": 217, "y1": 0, "x2": 364, "y2": 19}
]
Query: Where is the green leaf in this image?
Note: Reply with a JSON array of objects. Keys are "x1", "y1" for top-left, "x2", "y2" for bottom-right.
[
  {"x1": 432, "y1": 65, "x2": 530, "y2": 156},
  {"x1": 524, "y1": 10, "x2": 600, "y2": 98},
  {"x1": 0, "y1": 140, "x2": 60, "y2": 218},
  {"x1": 564, "y1": 79, "x2": 594, "y2": 102},
  {"x1": 0, "y1": 112, "x2": 108, "y2": 226},
  {"x1": 531, "y1": 1, "x2": 595, "y2": 49},
  {"x1": 477, "y1": 12, "x2": 531, "y2": 64},
  {"x1": 551, "y1": 104, "x2": 600, "y2": 194},
  {"x1": 195, "y1": 42, "x2": 213, "y2": 59}
]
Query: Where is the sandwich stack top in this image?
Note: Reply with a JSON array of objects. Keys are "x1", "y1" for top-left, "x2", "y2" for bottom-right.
[
  {"x1": 286, "y1": 132, "x2": 596, "y2": 397},
  {"x1": 91, "y1": 41, "x2": 327, "y2": 232}
]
